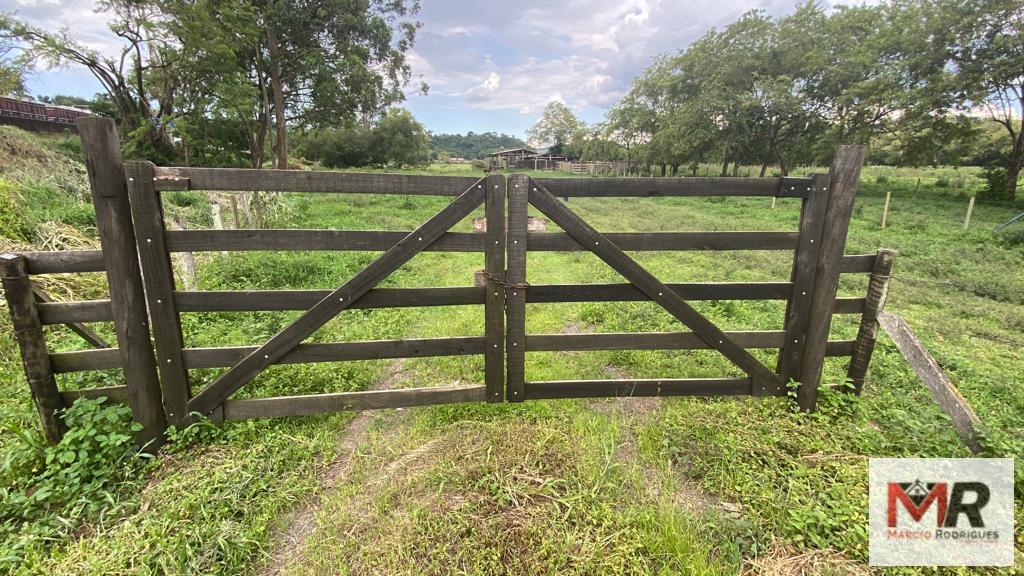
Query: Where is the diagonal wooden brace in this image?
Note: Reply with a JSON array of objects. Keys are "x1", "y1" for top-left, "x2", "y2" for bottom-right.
[
  {"x1": 528, "y1": 179, "x2": 783, "y2": 395},
  {"x1": 187, "y1": 178, "x2": 487, "y2": 416}
]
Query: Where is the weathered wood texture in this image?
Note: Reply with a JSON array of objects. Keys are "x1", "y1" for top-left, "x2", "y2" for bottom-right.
[
  {"x1": 484, "y1": 174, "x2": 505, "y2": 402},
  {"x1": 505, "y1": 174, "x2": 528, "y2": 401},
  {"x1": 1, "y1": 254, "x2": 66, "y2": 443},
  {"x1": 154, "y1": 166, "x2": 478, "y2": 195},
  {"x1": 222, "y1": 385, "x2": 486, "y2": 420},
  {"x1": 526, "y1": 231, "x2": 798, "y2": 251},
  {"x1": 126, "y1": 161, "x2": 191, "y2": 425},
  {"x1": 528, "y1": 179, "x2": 782, "y2": 395},
  {"x1": 778, "y1": 173, "x2": 830, "y2": 382},
  {"x1": 165, "y1": 230, "x2": 485, "y2": 253},
  {"x1": 31, "y1": 285, "x2": 110, "y2": 348},
  {"x1": 37, "y1": 299, "x2": 113, "y2": 323},
  {"x1": 877, "y1": 311, "x2": 983, "y2": 453},
  {"x1": 524, "y1": 378, "x2": 755, "y2": 399},
  {"x1": 22, "y1": 250, "x2": 105, "y2": 274},
  {"x1": 797, "y1": 145, "x2": 865, "y2": 411},
  {"x1": 61, "y1": 385, "x2": 129, "y2": 405},
  {"x1": 187, "y1": 179, "x2": 487, "y2": 416},
  {"x1": 532, "y1": 176, "x2": 811, "y2": 198},
  {"x1": 526, "y1": 331, "x2": 855, "y2": 356},
  {"x1": 175, "y1": 287, "x2": 483, "y2": 312},
  {"x1": 78, "y1": 117, "x2": 166, "y2": 450},
  {"x1": 847, "y1": 249, "x2": 896, "y2": 393}
]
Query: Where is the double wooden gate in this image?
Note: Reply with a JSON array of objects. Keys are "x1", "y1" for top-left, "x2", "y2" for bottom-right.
[{"x1": 2, "y1": 118, "x2": 895, "y2": 449}]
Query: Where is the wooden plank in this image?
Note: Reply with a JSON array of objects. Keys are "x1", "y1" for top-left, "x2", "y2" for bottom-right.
[
  {"x1": 523, "y1": 378, "x2": 754, "y2": 399},
  {"x1": 182, "y1": 337, "x2": 485, "y2": 369},
  {"x1": 78, "y1": 117, "x2": 166, "y2": 450},
  {"x1": 797, "y1": 145, "x2": 866, "y2": 411},
  {"x1": 877, "y1": 311, "x2": 982, "y2": 453},
  {"x1": 1, "y1": 254, "x2": 66, "y2": 443},
  {"x1": 527, "y1": 282, "x2": 793, "y2": 303},
  {"x1": 36, "y1": 300, "x2": 114, "y2": 324},
  {"x1": 505, "y1": 174, "x2": 529, "y2": 401},
  {"x1": 833, "y1": 297, "x2": 866, "y2": 314},
  {"x1": 528, "y1": 179, "x2": 783, "y2": 395},
  {"x1": 126, "y1": 161, "x2": 192, "y2": 425},
  {"x1": 222, "y1": 385, "x2": 487, "y2": 420},
  {"x1": 840, "y1": 254, "x2": 875, "y2": 273},
  {"x1": 779, "y1": 173, "x2": 830, "y2": 383},
  {"x1": 527, "y1": 332, "x2": 855, "y2": 355},
  {"x1": 526, "y1": 231, "x2": 798, "y2": 251},
  {"x1": 847, "y1": 249, "x2": 896, "y2": 393},
  {"x1": 532, "y1": 177, "x2": 811, "y2": 198},
  {"x1": 155, "y1": 166, "x2": 479, "y2": 195},
  {"x1": 187, "y1": 178, "x2": 487, "y2": 416},
  {"x1": 23, "y1": 250, "x2": 105, "y2": 274},
  {"x1": 50, "y1": 348, "x2": 122, "y2": 372},
  {"x1": 165, "y1": 230, "x2": 485, "y2": 253},
  {"x1": 31, "y1": 286, "x2": 110, "y2": 348},
  {"x1": 60, "y1": 385, "x2": 129, "y2": 405},
  {"x1": 484, "y1": 174, "x2": 505, "y2": 403},
  {"x1": 175, "y1": 287, "x2": 484, "y2": 312}
]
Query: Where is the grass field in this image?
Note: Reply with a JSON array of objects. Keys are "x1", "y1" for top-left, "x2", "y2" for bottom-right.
[{"x1": 1, "y1": 128, "x2": 1021, "y2": 573}]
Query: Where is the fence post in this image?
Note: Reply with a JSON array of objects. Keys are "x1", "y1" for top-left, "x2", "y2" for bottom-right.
[
  {"x1": 78, "y1": 117, "x2": 167, "y2": 451},
  {"x1": 846, "y1": 248, "x2": 896, "y2": 394},
  {"x1": 125, "y1": 161, "x2": 192, "y2": 425},
  {"x1": 796, "y1": 145, "x2": 866, "y2": 411},
  {"x1": 484, "y1": 173, "x2": 505, "y2": 403},
  {"x1": 505, "y1": 174, "x2": 529, "y2": 401},
  {"x1": 0, "y1": 253, "x2": 66, "y2": 444}
]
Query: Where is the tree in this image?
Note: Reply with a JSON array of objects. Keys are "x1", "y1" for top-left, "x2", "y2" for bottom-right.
[
  {"x1": 527, "y1": 101, "x2": 583, "y2": 154},
  {"x1": 369, "y1": 108, "x2": 429, "y2": 167}
]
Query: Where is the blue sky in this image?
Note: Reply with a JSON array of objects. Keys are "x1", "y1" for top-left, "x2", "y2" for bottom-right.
[{"x1": 8, "y1": 0, "x2": 810, "y2": 141}]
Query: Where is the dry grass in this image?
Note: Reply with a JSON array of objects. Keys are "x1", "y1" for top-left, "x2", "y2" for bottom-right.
[{"x1": 742, "y1": 539, "x2": 871, "y2": 576}]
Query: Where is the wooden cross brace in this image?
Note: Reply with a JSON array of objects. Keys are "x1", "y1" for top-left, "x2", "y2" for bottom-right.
[
  {"x1": 187, "y1": 178, "x2": 488, "y2": 416},
  {"x1": 527, "y1": 179, "x2": 783, "y2": 395}
]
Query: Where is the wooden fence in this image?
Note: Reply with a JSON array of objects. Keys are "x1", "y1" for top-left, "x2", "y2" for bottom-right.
[{"x1": 1, "y1": 118, "x2": 894, "y2": 449}]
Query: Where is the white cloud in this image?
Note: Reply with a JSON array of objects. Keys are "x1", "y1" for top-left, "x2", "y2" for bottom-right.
[{"x1": 481, "y1": 72, "x2": 500, "y2": 92}]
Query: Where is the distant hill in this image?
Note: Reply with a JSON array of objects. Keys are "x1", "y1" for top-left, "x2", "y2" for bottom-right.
[{"x1": 429, "y1": 131, "x2": 526, "y2": 160}]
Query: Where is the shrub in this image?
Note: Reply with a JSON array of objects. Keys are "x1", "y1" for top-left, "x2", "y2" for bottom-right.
[
  {"x1": 934, "y1": 175, "x2": 950, "y2": 188},
  {"x1": 980, "y1": 166, "x2": 1009, "y2": 201}
]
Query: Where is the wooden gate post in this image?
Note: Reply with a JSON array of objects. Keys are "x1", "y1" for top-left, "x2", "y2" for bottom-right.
[
  {"x1": 78, "y1": 117, "x2": 167, "y2": 451},
  {"x1": 846, "y1": 248, "x2": 896, "y2": 393},
  {"x1": 126, "y1": 161, "x2": 192, "y2": 425},
  {"x1": 1, "y1": 253, "x2": 66, "y2": 443},
  {"x1": 796, "y1": 145, "x2": 866, "y2": 411},
  {"x1": 505, "y1": 174, "x2": 529, "y2": 401},
  {"x1": 484, "y1": 173, "x2": 505, "y2": 402}
]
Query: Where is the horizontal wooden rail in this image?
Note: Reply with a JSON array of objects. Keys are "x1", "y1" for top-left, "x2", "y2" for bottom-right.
[
  {"x1": 531, "y1": 177, "x2": 811, "y2": 198},
  {"x1": 175, "y1": 287, "x2": 483, "y2": 312},
  {"x1": 840, "y1": 254, "x2": 875, "y2": 273},
  {"x1": 526, "y1": 231, "x2": 798, "y2": 251},
  {"x1": 528, "y1": 282, "x2": 792, "y2": 302},
  {"x1": 182, "y1": 337, "x2": 484, "y2": 369},
  {"x1": 165, "y1": 230, "x2": 485, "y2": 253},
  {"x1": 526, "y1": 331, "x2": 855, "y2": 355},
  {"x1": 60, "y1": 385, "x2": 129, "y2": 404},
  {"x1": 154, "y1": 167, "x2": 479, "y2": 195},
  {"x1": 23, "y1": 250, "x2": 105, "y2": 274},
  {"x1": 50, "y1": 348, "x2": 120, "y2": 372},
  {"x1": 523, "y1": 378, "x2": 755, "y2": 399},
  {"x1": 222, "y1": 385, "x2": 487, "y2": 420},
  {"x1": 37, "y1": 300, "x2": 113, "y2": 324}
]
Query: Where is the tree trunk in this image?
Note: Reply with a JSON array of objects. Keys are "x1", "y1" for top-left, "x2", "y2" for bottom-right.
[
  {"x1": 720, "y1": 156, "x2": 729, "y2": 177},
  {"x1": 660, "y1": 163, "x2": 666, "y2": 177},
  {"x1": 731, "y1": 162, "x2": 740, "y2": 177},
  {"x1": 1007, "y1": 130, "x2": 1023, "y2": 201},
  {"x1": 265, "y1": 2, "x2": 288, "y2": 170},
  {"x1": 251, "y1": 100, "x2": 269, "y2": 169},
  {"x1": 759, "y1": 161, "x2": 769, "y2": 177}
]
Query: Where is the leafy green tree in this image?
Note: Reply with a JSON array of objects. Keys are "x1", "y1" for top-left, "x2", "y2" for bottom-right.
[
  {"x1": 369, "y1": 108, "x2": 429, "y2": 167},
  {"x1": 527, "y1": 101, "x2": 584, "y2": 155},
  {"x1": 428, "y1": 132, "x2": 526, "y2": 159}
]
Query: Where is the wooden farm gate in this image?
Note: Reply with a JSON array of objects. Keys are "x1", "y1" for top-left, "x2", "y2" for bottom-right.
[{"x1": 2, "y1": 118, "x2": 895, "y2": 450}]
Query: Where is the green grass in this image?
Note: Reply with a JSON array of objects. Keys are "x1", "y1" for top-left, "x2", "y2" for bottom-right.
[{"x1": 1, "y1": 147, "x2": 1022, "y2": 573}]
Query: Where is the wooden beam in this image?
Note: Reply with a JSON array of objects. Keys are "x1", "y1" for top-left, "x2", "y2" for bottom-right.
[
  {"x1": 31, "y1": 285, "x2": 110, "y2": 348},
  {"x1": 174, "y1": 287, "x2": 484, "y2": 312},
  {"x1": 78, "y1": 116, "x2": 166, "y2": 450},
  {"x1": 484, "y1": 174, "x2": 505, "y2": 403},
  {"x1": 186, "y1": 178, "x2": 487, "y2": 416},
  {"x1": 154, "y1": 166, "x2": 479, "y2": 195},
  {"x1": 532, "y1": 176, "x2": 811, "y2": 198},
  {"x1": 526, "y1": 231, "x2": 798, "y2": 251},
  {"x1": 165, "y1": 230, "x2": 485, "y2": 253},
  {"x1": 528, "y1": 179, "x2": 783, "y2": 394},
  {"x1": 222, "y1": 385, "x2": 486, "y2": 420},
  {"x1": 505, "y1": 174, "x2": 529, "y2": 401},
  {"x1": 22, "y1": 250, "x2": 105, "y2": 274},
  {"x1": 877, "y1": 311, "x2": 983, "y2": 453},
  {"x1": 36, "y1": 300, "x2": 113, "y2": 324},
  {"x1": 61, "y1": 385, "x2": 129, "y2": 405},
  {"x1": 524, "y1": 378, "x2": 754, "y2": 399},
  {"x1": 847, "y1": 249, "x2": 896, "y2": 393}
]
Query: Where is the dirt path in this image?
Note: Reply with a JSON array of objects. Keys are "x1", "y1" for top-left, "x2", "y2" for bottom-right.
[{"x1": 260, "y1": 359, "x2": 411, "y2": 575}]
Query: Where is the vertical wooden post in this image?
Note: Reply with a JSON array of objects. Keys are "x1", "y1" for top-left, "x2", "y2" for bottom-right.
[
  {"x1": 1, "y1": 253, "x2": 66, "y2": 444},
  {"x1": 963, "y1": 196, "x2": 975, "y2": 230},
  {"x1": 78, "y1": 117, "x2": 166, "y2": 450},
  {"x1": 126, "y1": 161, "x2": 192, "y2": 425},
  {"x1": 881, "y1": 190, "x2": 891, "y2": 228},
  {"x1": 505, "y1": 174, "x2": 529, "y2": 401},
  {"x1": 797, "y1": 145, "x2": 866, "y2": 411},
  {"x1": 778, "y1": 173, "x2": 829, "y2": 383},
  {"x1": 483, "y1": 174, "x2": 505, "y2": 403},
  {"x1": 846, "y1": 249, "x2": 896, "y2": 394}
]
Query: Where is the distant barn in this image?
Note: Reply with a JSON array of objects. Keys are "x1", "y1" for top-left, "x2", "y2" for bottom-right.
[
  {"x1": 0, "y1": 96, "x2": 93, "y2": 133},
  {"x1": 488, "y1": 147, "x2": 538, "y2": 169}
]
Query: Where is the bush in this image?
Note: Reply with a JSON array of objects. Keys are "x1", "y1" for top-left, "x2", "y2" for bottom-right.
[
  {"x1": 934, "y1": 175, "x2": 950, "y2": 188},
  {"x1": 980, "y1": 166, "x2": 1009, "y2": 201}
]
